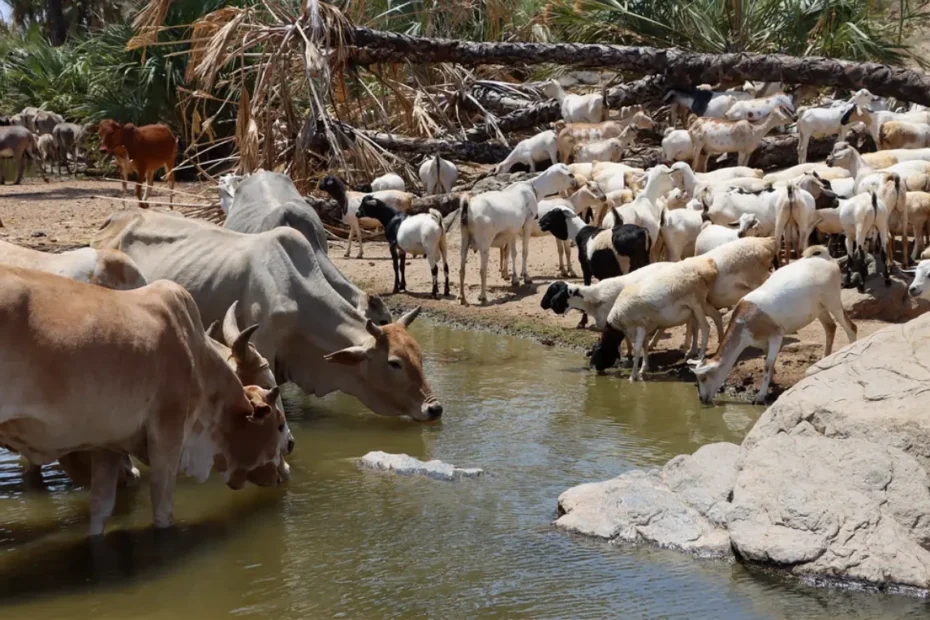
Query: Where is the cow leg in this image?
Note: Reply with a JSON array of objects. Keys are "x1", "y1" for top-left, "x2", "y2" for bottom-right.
[
  {"x1": 88, "y1": 449, "x2": 123, "y2": 536},
  {"x1": 14, "y1": 154, "x2": 25, "y2": 185},
  {"x1": 147, "y1": 430, "x2": 182, "y2": 530},
  {"x1": 167, "y1": 164, "x2": 176, "y2": 207},
  {"x1": 141, "y1": 169, "x2": 155, "y2": 208},
  {"x1": 22, "y1": 462, "x2": 45, "y2": 490}
]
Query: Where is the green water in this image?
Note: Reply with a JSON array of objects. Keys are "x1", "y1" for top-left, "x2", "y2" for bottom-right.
[{"x1": 0, "y1": 322, "x2": 927, "y2": 619}]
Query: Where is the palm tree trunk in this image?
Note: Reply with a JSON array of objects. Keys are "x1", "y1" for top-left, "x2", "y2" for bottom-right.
[
  {"x1": 343, "y1": 27, "x2": 930, "y2": 106},
  {"x1": 47, "y1": 0, "x2": 67, "y2": 46}
]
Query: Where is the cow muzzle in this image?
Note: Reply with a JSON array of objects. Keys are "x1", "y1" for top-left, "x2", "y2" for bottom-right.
[{"x1": 418, "y1": 401, "x2": 444, "y2": 423}]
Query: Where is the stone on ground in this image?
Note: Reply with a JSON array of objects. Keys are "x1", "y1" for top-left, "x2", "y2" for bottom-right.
[{"x1": 359, "y1": 451, "x2": 483, "y2": 481}]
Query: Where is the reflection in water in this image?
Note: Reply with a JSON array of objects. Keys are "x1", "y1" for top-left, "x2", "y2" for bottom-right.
[{"x1": 0, "y1": 322, "x2": 925, "y2": 619}]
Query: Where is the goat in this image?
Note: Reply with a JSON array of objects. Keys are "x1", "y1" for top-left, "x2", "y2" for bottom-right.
[
  {"x1": 542, "y1": 79, "x2": 607, "y2": 123},
  {"x1": 588, "y1": 256, "x2": 721, "y2": 379},
  {"x1": 540, "y1": 262, "x2": 675, "y2": 331},
  {"x1": 599, "y1": 165, "x2": 678, "y2": 262},
  {"x1": 356, "y1": 196, "x2": 450, "y2": 298},
  {"x1": 893, "y1": 191, "x2": 930, "y2": 261},
  {"x1": 694, "y1": 213, "x2": 762, "y2": 256},
  {"x1": 573, "y1": 131, "x2": 633, "y2": 163},
  {"x1": 761, "y1": 163, "x2": 849, "y2": 185},
  {"x1": 365, "y1": 173, "x2": 406, "y2": 192},
  {"x1": 419, "y1": 154, "x2": 458, "y2": 194},
  {"x1": 459, "y1": 165, "x2": 577, "y2": 305},
  {"x1": 773, "y1": 183, "x2": 820, "y2": 264},
  {"x1": 318, "y1": 175, "x2": 414, "y2": 258},
  {"x1": 660, "y1": 207, "x2": 703, "y2": 261},
  {"x1": 662, "y1": 128, "x2": 693, "y2": 163},
  {"x1": 879, "y1": 120, "x2": 930, "y2": 150},
  {"x1": 496, "y1": 130, "x2": 558, "y2": 173},
  {"x1": 838, "y1": 181, "x2": 895, "y2": 291},
  {"x1": 534, "y1": 182, "x2": 607, "y2": 277},
  {"x1": 855, "y1": 106, "x2": 930, "y2": 146},
  {"x1": 662, "y1": 88, "x2": 753, "y2": 128},
  {"x1": 795, "y1": 103, "x2": 859, "y2": 164},
  {"x1": 906, "y1": 259, "x2": 930, "y2": 297},
  {"x1": 689, "y1": 106, "x2": 793, "y2": 172},
  {"x1": 692, "y1": 246, "x2": 856, "y2": 404},
  {"x1": 724, "y1": 93, "x2": 795, "y2": 122},
  {"x1": 555, "y1": 114, "x2": 655, "y2": 163}
]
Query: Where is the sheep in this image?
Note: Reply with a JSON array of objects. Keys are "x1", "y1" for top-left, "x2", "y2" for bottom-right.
[
  {"x1": 660, "y1": 207, "x2": 703, "y2": 261},
  {"x1": 318, "y1": 175, "x2": 414, "y2": 258},
  {"x1": 540, "y1": 262, "x2": 677, "y2": 330},
  {"x1": 371, "y1": 173, "x2": 406, "y2": 192},
  {"x1": 533, "y1": 182, "x2": 607, "y2": 277},
  {"x1": 538, "y1": 206, "x2": 650, "y2": 289},
  {"x1": 459, "y1": 164, "x2": 577, "y2": 305},
  {"x1": 879, "y1": 120, "x2": 930, "y2": 150},
  {"x1": 694, "y1": 213, "x2": 762, "y2": 256},
  {"x1": 724, "y1": 93, "x2": 795, "y2": 122},
  {"x1": 662, "y1": 88, "x2": 753, "y2": 128},
  {"x1": 689, "y1": 106, "x2": 793, "y2": 172},
  {"x1": 588, "y1": 255, "x2": 722, "y2": 379},
  {"x1": 662, "y1": 128, "x2": 693, "y2": 163},
  {"x1": 838, "y1": 180, "x2": 896, "y2": 291},
  {"x1": 573, "y1": 131, "x2": 633, "y2": 163},
  {"x1": 599, "y1": 165, "x2": 679, "y2": 261},
  {"x1": 691, "y1": 246, "x2": 857, "y2": 405},
  {"x1": 356, "y1": 195, "x2": 450, "y2": 298},
  {"x1": 855, "y1": 106, "x2": 930, "y2": 146},
  {"x1": 496, "y1": 130, "x2": 558, "y2": 173},
  {"x1": 542, "y1": 79, "x2": 606, "y2": 123},
  {"x1": 555, "y1": 114, "x2": 655, "y2": 163},
  {"x1": 419, "y1": 154, "x2": 458, "y2": 195}
]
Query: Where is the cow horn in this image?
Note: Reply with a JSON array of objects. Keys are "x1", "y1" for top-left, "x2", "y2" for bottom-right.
[
  {"x1": 206, "y1": 320, "x2": 223, "y2": 342},
  {"x1": 222, "y1": 301, "x2": 242, "y2": 346},
  {"x1": 232, "y1": 324, "x2": 260, "y2": 364},
  {"x1": 398, "y1": 306, "x2": 421, "y2": 328},
  {"x1": 365, "y1": 319, "x2": 384, "y2": 339}
]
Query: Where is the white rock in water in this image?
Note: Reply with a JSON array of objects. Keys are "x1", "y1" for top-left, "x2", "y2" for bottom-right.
[{"x1": 359, "y1": 451, "x2": 484, "y2": 481}]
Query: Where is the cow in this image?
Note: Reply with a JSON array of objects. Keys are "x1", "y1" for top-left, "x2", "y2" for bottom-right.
[
  {"x1": 221, "y1": 171, "x2": 392, "y2": 326},
  {"x1": 18, "y1": 106, "x2": 63, "y2": 134},
  {"x1": 93, "y1": 119, "x2": 177, "y2": 207},
  {"x1": 0, "y1": 125, "x2": 47, "y2": 185},
  {"x1": 52, "y1": 122, "x2": 85, "y2": 175},
  {"x1": 92, "y1": 210, "x2": 444, "y2": 422},
  {"x1": 0, "y1": 266, "x2": 293, "y2": 535}
]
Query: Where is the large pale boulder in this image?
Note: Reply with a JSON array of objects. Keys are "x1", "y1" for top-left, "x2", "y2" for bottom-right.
[
  {"x1": 555, "y1": 443, "x2": 738, "y2": 557},
  {"x1": 728, "y1": 435, "x2": 930, "y2": 589},
  {"x1": 744, "y1": 314, "x2": 930, "y2": 471}
]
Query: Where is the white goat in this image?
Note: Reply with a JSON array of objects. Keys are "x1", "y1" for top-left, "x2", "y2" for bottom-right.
[
  {"x1": 600, "y1": 165, "x2": 678, "y2": 260},
  {"x1": 694, "y1": 214, "x2": 762, "y2": 255},
  {"x1": 496, "y1": 130, "x2": 558, "y2": 173},
  {"x1": 371, "y1": 173, "x2": 406, "y2": 192},
  {"x1": 692, "y1": 246, "x2": 856, "y2": 404},
  {"x1": 838, "y1": 180, "x2": 895, "y2": 290},
  {"x1": 419, "y1": 154, "x2": 458, "y2": 195},
  {"x1": 659, "y1": 207, "x2": 703, "y2": 261},
  {"x1": 772, "y1": 183, "x2": 819, "y2": 264},
  {"x1": 589, "y1": 256, "x2": 721, "y2": 379},
  {"x1": 573, "y1": 132, "x2": 633, "y2": 163},
  {"x1": 662, "y1": 128, "x2": 693, "y2": 163},
  {"x1": 906, "y1": 259, "x2": 930, "y2": 297},
  {"x1": 663, "y1": 88, "x2": 753, "y2": 127},
  {"x1": 795, "y1": 104, "x2": 859, "y2": 164},
  {"x1": 535, "y1": 181, "x2": 607, "y2": 277},
  {"x1": 879, "y1": 120, "x2": 930, "y2": 150},
  {"x1": 689, "y1": 107, "x2": 793, "y2": 171},
  {"x1": 724, "y1": 93, "x2": 795, "y2": 122},
  {"x1": 459, "y1": 165, "x2": 577, "y2": 304},
  {"x1": 856, "y1": 106, "x2": 930, "y2": 146},
  {"x1": 542, "y1": 79, "x2": 606, "y2": 123}
]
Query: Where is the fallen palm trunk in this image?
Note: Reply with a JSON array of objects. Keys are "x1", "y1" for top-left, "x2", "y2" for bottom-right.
[
  {"x1": 353, "y1": 128, "x2": 510, "y2": 162},
  {"x1": 343, "y1": 28, "x2": 930, "y2": 106}
]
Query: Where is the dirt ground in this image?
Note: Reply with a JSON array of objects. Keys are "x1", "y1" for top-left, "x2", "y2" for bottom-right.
[{"x1": 0, "y1": 177, "x2": 890, "y2": 401}]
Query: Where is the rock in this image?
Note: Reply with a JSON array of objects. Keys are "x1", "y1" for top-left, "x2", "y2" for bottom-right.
[
  {"x1": 555, "y1": 443, "x2": 738, "y2": 557},
  {"x1": 841, "y1": 272, "x2": 929, "y2": 321},
  {"x1": 729, "y1": 435, "x2": 930, "y2": 589},
  {"x1": 744, "y1": 314, "x2": 930, "y2": 471},
  {"x1": 358, "y1": 451, "x2": 483, "y2": 481}
]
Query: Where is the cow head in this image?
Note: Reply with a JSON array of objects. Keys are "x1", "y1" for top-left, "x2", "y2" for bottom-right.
[
  {"x1": 215, "y1": 385, "x2": 292, "y2": 490},
  {"x1": 323, "y1": 307, "x2": 443, "y2": 422},
  {"x1": 95, "y1": 119, "x2": 133, "y2": 154}
]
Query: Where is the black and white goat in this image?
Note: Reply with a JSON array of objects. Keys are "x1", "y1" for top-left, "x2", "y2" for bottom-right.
[
  {"x1": 356, "y1": 196, "x2": 450, "y2": 298},
  {"x1": 538, "y1": 206, "x2": 650, "y2": 328}
]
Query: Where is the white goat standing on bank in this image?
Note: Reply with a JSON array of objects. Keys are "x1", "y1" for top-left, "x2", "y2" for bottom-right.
[
  {"x1": 459, "y1": 164, "x2": 577, "y2": 305},
  {"x1": 542, "y1": 79, "x2": 606, "y2": 123},
  {"x1": 496, "y1": 130, "x2": 559, "y2": 173},
  {"x1": 419, "y1": 154, "x2": 458, "y2": 195},
  {"x1": 692, "y1": 246, "x2": 857, "y2": 405}
]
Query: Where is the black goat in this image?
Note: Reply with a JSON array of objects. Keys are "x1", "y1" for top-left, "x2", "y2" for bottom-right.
[{"x1": 356, "y1": 196, "x2": 450, "y2": 298}]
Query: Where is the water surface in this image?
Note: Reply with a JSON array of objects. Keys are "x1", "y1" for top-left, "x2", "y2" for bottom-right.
[{"x1": 0, "y1": 322, "x2": 926, "y2": 619}]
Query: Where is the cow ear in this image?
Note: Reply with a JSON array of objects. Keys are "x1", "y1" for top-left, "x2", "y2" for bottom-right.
[
  {"x1": 248, "y1": 403, "x2": 272, "y2": 422},
  {"x1": 324, "y1": 345, "x2": 370, "y2": 366}
]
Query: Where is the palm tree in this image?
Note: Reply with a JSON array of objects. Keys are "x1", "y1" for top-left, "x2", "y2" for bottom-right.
[{"x1": 47, "y1": 0, "x2": 65, "y2": 44}]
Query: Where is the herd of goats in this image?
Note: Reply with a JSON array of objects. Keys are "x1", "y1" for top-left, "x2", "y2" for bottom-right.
[{"x1": 7, "y1": 76, "x2": 930, "y2": 534}]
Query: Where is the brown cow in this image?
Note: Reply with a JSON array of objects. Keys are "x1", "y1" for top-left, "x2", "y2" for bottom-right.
[
  {"x1": 0, "y1": 266, "x2": 292, "y2": 535},
  {"x1": 94, "y1": 119, "x2": 176, "y2": 208}
]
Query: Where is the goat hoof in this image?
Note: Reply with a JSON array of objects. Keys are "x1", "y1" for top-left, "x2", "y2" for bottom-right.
[
  {"x1": 753, "y1": 395, "x2": 768, "y2": 405},
  {"x1": 523, "y1": 277, "x2": 533, "y2": 285}
]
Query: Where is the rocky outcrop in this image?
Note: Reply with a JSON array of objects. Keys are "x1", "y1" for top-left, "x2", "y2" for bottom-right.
[
  {"x1": 557, "y1": 314, "x2": 930, "y2": 593},
  {"x1": 728, "y1": 435, "x2": 930, "y2": 588},
  {"x1": 744, "y1": 314, "x2": 930, "y2": 471},
  {"x1": 359, "y1": 451, "x2": 483, "y2": 481},
  {"x1": 841, "y1": 272, "x2": 929, "y2": 321},
  {"x1": 555, "y1": 443, "x2": 738, "y2": 557}
]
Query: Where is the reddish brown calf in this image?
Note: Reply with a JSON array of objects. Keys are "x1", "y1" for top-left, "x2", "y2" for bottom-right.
[{"x1": 95, "y1": 119, "x2": 177, "y2": 208}]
